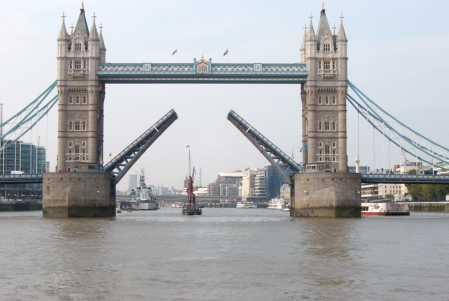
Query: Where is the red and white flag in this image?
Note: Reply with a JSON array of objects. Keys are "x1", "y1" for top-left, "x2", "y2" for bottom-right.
[
  {"x1": 223, "y1": 49, "x2": 228, "y2": 56},
  {"x1": 171, "y1": 49, "x2": 178, "y2": 56}
]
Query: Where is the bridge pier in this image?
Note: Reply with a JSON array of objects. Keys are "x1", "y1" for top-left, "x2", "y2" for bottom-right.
[
  {"x1": 42, "y1": 172, "x2": 115, "y2": 218},
  {"x1": 291, "y1": 173, "x2": 361, "y2": 218}
]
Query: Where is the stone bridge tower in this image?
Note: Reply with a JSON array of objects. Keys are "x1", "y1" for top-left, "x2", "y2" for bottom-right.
[
  {"x1": 292, "y1": 4, "x2": 361, "y2": 218},
  {"x1": 300, "y1": 4, "x2": 348, "y2": 173},
  {"x1": 43, "y1": 5, "x2": 114, "y2": 218},
  {"x1": 56, "y1": 5, "x2": 106, "y2": 172}
]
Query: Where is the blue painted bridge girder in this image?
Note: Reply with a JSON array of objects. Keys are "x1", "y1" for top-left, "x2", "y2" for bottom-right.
[
  {"x1": 97, "y1": 62, "x2": 308, "y2": 84},
  {"x1": 227, "y1": 110, "x2": 302, "y2": 185},
  {"x1": 361, "y1": 173, "x2": 449, "y2": 184}
]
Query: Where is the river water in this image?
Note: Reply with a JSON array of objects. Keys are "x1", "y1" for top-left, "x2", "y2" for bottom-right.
[{"x1": 1, "y1": 208, "x2": 448, "y2": 301}]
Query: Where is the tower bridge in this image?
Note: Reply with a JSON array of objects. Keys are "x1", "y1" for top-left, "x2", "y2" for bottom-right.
[{"x1": 3, "y1": 3, "x2": 444, "y2": 217}]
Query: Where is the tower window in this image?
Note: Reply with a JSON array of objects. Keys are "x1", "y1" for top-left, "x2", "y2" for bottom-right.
[
  {"x1": 332, "y1": 60, "x2": 336, "y2": 69},
  {"x1": 324, "y1": 61, "x2": 330, "y2": 70},
  {"x1": 69, "y1": 61, "x2": 72, "y2": 69},
  {"x1": 74, "y1": 61, "x2": 81, "y2": 69},
  {"x1": 332, "y1": 142, "x2": 336, "y2": 148},
  {"x1": 83, "y1": 96, "x2": 87, "y2": 104},
  {"x1": 323, "y1": 43, "x2": 330, "y2": 52},
  {"x1": 324, "y1": 122, "x2": 330, "y2": 131},
  {"x1": 81, "y1": 121, "x2": 87, "y2": 131},
  {"x1": 83, "y1": 61, "x2": 87, "y2": 69},
  {"x1": 318, "y1": 61, "x2": 322, "y2": 69},
  {"x1": 74, "y1": 121, "x2": 80, "y2": 131},
  {"x1": 318, "y1": 122, "x2": 322, "y2": 131},
  {"x1": 75, "y1": 96, "x2": 80, "y2": 104},
  {"x1": 325, "y1": 96, "x2": 329, "y2": 105},
  {"x1": 318, "y1": 96, "x2": 322, "y2": 105},
  {"x1": 75, "y1": 43, "x2": 81, "y2": 51},
  {"x1": 332, "y1": 96, "x2": 336, "y2": 105},
  {"x1": 82, "y1": 141, "x2": 86, "y2": 147},
  {"x1": 318, "y1": 142, "x2": 323, "y2": 148},
  {"x1": 68, "y1": 122, "x2": 73, "y2": 131},
  {"x1": 68, "y1": 96, "x2": 73, "y2": 104}
]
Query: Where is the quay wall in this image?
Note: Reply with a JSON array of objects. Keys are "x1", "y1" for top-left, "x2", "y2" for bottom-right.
[
  {"x1": 407, "y1": 202, "x2": 449, "y2": 213},
  {"x1": 0, "y1": 202, "x2": 42, "y2": 211}
]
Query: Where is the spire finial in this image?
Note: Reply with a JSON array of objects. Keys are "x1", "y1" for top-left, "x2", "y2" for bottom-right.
[
  {"x1": 61, "y1": 12, "x2": 66, "y2": 21},
  {"x1": 340, "y1": 13, "x2": 344, "y2": 22},
  {"x1": 93, "y1": 13, "x2": 96, "y2": 22},
  {"x1": 70, "y1": 23, "x2": 74, "y2": 33},
  {"x1": 322, "y1": 0, "x2": 325, "y2": 10},
  {"x1": 333, "y1": 24, "x2": 336, "y2": 35},
  {"x1": 81, "y1": 1, "x2": 84, "y2": 10}
]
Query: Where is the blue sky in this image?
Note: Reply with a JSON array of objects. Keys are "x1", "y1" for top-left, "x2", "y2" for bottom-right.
[{"x1": 1, "y1": 0, "x2": 448, "y2": 190}]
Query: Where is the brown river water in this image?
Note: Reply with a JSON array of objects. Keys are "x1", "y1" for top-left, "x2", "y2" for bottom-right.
[{"x1": 1, "y1": 208, "x2": 448, "y2": 300}]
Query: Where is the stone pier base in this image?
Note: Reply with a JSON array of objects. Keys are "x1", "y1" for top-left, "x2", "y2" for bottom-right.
[
  {"x1": 291, "y1": 172, "x2": 361, "y2": 218},
  {"x1": 42, "y1": 172, "x2": 116, "y2": 218}
]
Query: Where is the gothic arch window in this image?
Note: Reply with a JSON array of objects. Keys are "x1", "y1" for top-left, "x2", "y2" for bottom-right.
[
  {"x1": 83, "y1": 61, "x2": 87, "y2": 69},
  {"x1": 83, "y1": 96, "x2": 87, "y2": 104},
  {"x1": 81, "y1": 121, "x2": 87, "y2": 131},
  {"x1": 74, "y1": 43, "x2": 81, "y2": 51},
  {"x1": 74, "y1": 121, "x2": 80, "y2": 131},
  {"x1": 82, "y1": 141, "x2": 86, "y2": 147},
  {"x1": 318, "y1": 96, "x2": 322, "y2": 105},
  {"x1": 332, "y1": 96, "x2": 336, "y2": 105},
  {"x1": 324, "y1": 61, "x2": 331, "y2": 70},
  {"x1": 75, "y1": 96, "x2": 80, "y2": 104},
  {"x1": 68, "y1": 96, "x2": 73, "y2": 104},
  {"x1": 318, "y1": 122, "x2": 322, "y2": 131},
  {"x1": 324, "y1": 122, "x2": 330, "y2": 131},
  {"x1": 68, "y1": 122, "x2": 73, "y2": 131},
  {"x1": 318, "y1": 61, "x2": 322, "y2": 69},
  {"x1": 325, "y1": 96, "x2": 329, "y2": 105},
  {"x1": 74, "y1": 61, "x2": 81, "y2": 69},
  {"x1": 323, "y1": 43, "x2": 330, "y2": 52},
  {"x1": 332, "y1": 60, "x2": 336, "y2": 69},
  {"x1": 332, "y1": 122, "x2": 336, "y2": 131},
  {"x1": 69, "y1": 61, "x2": 72, "y2": 69}
]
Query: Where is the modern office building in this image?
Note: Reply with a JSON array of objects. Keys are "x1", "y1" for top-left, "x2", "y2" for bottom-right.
[{"x1": 0, "y1": 140, "x2": 46, "y2": 200}]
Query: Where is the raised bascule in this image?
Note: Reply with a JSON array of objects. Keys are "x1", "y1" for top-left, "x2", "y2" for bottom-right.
[{"x1": 43, "y1": 3, "x2": 360, "y2": 217}]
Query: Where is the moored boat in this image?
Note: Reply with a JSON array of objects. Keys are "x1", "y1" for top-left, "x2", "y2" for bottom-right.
[
  {"x1": 236, "y1": 202, "x2": 257, "y2": 209},
  {"x1": 361, "y1": 199, "x2": 410, "y2": 216},
  {"x1": 267, "y1": 197, "x2": 286, "y2": 210},
  {"x1": 133, "y1": 169, "x2": 159, "y2": 210}
]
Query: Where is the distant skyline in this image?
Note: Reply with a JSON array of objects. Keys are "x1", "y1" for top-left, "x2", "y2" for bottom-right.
[{"x1": 1, "y1": 0, "x2": 448, "y2": 190}]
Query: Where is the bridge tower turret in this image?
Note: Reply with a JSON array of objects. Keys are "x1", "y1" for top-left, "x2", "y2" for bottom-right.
[{"x1": 301, "y1": 4, "x2": 348, "y2": 173}]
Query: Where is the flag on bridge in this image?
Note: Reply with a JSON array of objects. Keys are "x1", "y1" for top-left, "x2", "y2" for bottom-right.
[
  {"x1": 223, "y1": 49, "x2": 228, "y2": 56},
  {"x1": 171, "y1": 49, "x2": 178, "y2": 56}
]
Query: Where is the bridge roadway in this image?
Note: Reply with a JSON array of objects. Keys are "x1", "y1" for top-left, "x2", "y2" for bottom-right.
[{"x1": 2, "y1": 173, "x2": 449, "y2": 185}]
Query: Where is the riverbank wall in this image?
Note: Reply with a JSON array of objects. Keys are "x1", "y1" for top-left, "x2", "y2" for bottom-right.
[
  {"x1": 407, "y1": 202, "x2": 449, "y2": 212},
  {"x1": 0, "y1": 202, "x2": 42, "y2": 211}
]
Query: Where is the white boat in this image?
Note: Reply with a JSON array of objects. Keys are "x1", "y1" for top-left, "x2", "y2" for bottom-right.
[
  {"x1": 171, "y1": 202, "x2": 184, "y2": 208},
  {"x1": 267, "y1": 198, "x2": 286, "y2": 210},
  {"x1": 361, "y1": 199, "x2": 410, "y2": 216},
  {"x1": 236, "y1": 202, "x2": 257, "y2": 209},
  {"x1": 133, "y1": 169, "x2": 159, "y2": 210}
]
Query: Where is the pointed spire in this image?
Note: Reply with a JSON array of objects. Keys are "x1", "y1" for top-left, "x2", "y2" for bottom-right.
[
  {"x1": 307, "y1": 14, "x2": 316, "y2": 39},
  {"x1": 58, "y1": 12, "x2": 69, "y2": 41},
  {"x1": 89, "y1": 13, "x2": 99, "y2": 41},
  {"x1": 99, "y1": 24, "x2": 106, "y2": 50},
  {"x1": 337, "y1": 14, "x2": 347, "y2": 41},
  {"x1": 74, "y1": 5, "x2": 90, "y2": 47}
]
